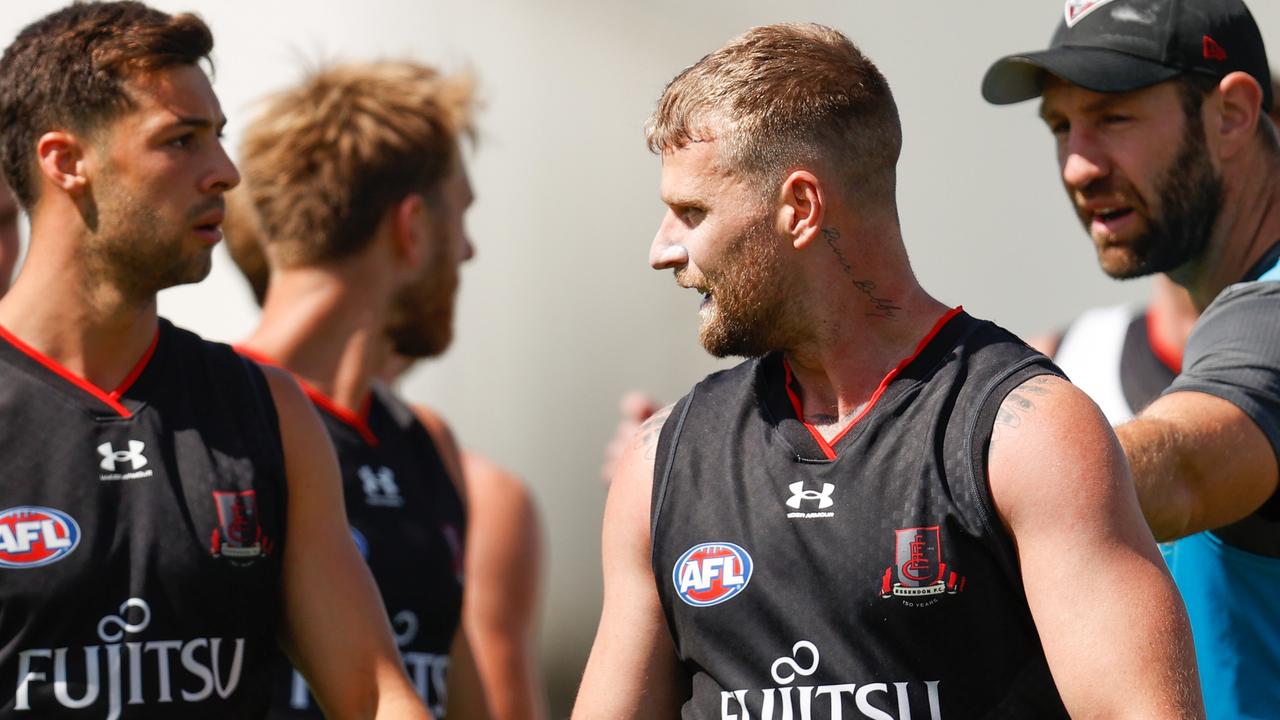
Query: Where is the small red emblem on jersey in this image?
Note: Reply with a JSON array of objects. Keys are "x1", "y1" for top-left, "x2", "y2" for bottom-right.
[
  {"x1": 881, "y1": 526, "x2": 965, "y2": 604},
  {"x1": 210, "y1": 490, "x2": 271, "y2": 566},
  {"x1": 0, "y1": 506, "x2": 80, "y2": 568}
]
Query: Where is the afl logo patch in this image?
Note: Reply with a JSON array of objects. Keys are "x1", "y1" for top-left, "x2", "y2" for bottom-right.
[
  {"x1": 673, "y1": 542, "x2": 753, "y2": 607},
  {"x1": 0, "y1": 506, "x2": 81, "y2": 568}
]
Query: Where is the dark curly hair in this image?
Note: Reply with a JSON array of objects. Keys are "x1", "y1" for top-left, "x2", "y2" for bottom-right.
[{"x1": 0, "y1": 1, "x2": 213, "y2": 208}]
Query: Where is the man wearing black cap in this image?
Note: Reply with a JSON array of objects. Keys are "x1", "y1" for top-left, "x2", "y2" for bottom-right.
[{"x1": 984, "y1": 1, "x2": 1280, "y2": 716}]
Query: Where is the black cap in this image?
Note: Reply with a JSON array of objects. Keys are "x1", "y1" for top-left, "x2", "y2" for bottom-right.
[{"x1": 983, "y1": 0, "x2": 1272, "y2": 111}]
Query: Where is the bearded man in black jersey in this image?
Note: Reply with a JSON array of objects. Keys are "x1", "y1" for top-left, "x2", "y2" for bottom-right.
[
  {"x1": 231, "y1": 61, "x2": 509, "y2": 719},
  {"x1": 575, "y1": 23, "x2": 1203, "y2": 719},
  {"x1": 0, "y1": 3, "x2": 429, "y2": 718}
]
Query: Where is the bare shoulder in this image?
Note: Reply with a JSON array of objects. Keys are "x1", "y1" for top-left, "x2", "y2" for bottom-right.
[
  {"x1": 635, "y1": 401, "x2": 677, "y2": 464},
  {"x1": 988, "y1": 374, "x2": 1132, "y2": 528},
  {"x1": 255, "y1": 362, "x2": 309, "y2": 417},
  {"x1": 409, "y1": 402, "x2": 459, "y2": 455},
  {"x1": 407, "y1": 400, "x2": 466, "y2": 496},
  {"x1": 462, "y1": 451, "x2": 540, "y2": 534}
]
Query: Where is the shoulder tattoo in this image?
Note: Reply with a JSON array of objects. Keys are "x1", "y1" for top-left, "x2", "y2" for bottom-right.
[
  {"x1": 640, "y1": 403, "x2": 676, "y2": 461},
  {"x1": 991, "y1": 375, "x2": 1054, "y2": 446}
]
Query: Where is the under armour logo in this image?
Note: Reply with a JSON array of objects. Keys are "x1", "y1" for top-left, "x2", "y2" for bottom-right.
[
  {"x1": 786, "y1": 481, "x2": 834, "y2": 510},
  {"x1": 358, "y1": 465, "x2": 404, "y2": 507},
  {"x1": 98, "y1": 440, "x2": 148, "y2": 472}
]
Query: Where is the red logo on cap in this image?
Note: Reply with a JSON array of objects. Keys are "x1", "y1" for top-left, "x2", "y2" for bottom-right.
[{"x1": 1204, "y1": 36, "x2": 1228, "y2": 62}]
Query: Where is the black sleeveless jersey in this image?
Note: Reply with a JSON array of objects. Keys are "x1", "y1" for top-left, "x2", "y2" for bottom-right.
[
  {"x1": 260, "y1": 379, "x2": 467, "y2": 719},
  {"x1": 0, "y1": 319, "x2": 287, "y2": 719},
  {"x1": 652, "y1": 309, "x2": 1071, "y2": 719}
]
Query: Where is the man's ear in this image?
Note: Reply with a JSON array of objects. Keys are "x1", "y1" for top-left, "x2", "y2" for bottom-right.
[
  {"x1": 35, "y1": 131, "x2": 89, "y2": 194},
  {"x1": 779, "y1": 169, "x2": 824, "y2": 250},
  {"x1": 1214, "y1": 71, "x2": 1265, "y2": 159},
  {"x1": 391, "y1": 193, "x2": 428, "y2": 267}
]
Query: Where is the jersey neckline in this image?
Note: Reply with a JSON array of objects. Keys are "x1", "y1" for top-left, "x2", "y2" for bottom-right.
[
  {"x1": 777, "y1": 306, "x2": 965, "y2": 460},
  {"x1": 0, "y1": 321, "x2": 160, "y2": 418},
  {"x1": 233, "y1": 344, "x2": 380, "y2": 447}
]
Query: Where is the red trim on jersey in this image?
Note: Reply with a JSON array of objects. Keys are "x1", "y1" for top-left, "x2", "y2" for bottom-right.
[
  {"x1": 783, "y1": 306, "x2": 964, "y2": 459},
  {"x1": 1145, "y1": 309, "x2": 1182, "y2": 374},
  {"x1": 0, "y1": 323, "x2": 159, "y2": 417},
  {"x1": 302, "y1": 385, "x2": 379, "y2": 447},
  {"x1": 109, "y1": 331, "x2": 159, "y2": 401},
  {"x1": 233, "y1": 344, "x2": 380, "y2": 447}
]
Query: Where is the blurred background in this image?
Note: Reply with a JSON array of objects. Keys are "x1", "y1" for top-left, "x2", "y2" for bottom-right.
[{"x1": 5, "y1": 1, "x2": 1279, "y2": 715}]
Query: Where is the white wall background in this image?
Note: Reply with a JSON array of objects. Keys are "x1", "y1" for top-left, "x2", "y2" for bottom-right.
[{"x1": 6, "y1": 1, "x2": 1279, "y2": 714}]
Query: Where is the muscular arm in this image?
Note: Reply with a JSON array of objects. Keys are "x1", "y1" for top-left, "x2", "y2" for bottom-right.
[
  {"x1": 1118, "y1": 392, "x2": 1278, "y2": 540},
  {"x1": 989, "y1": 376, "x2": 1202, "y2": 719},
  {"x1": 264, "y1": 367, "x2": 430, "y2": 720},
  {"x1": 461, "y1": 451, "x2": 547, "y2": 720},
  {"x1": 574, "y1": 405, "x2": 685, "y2": 719}
]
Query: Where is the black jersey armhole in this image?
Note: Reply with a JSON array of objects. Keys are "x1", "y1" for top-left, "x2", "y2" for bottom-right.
[
  {"x1": 963, "y1": 357, "x2": 1065, "y2": 586},
  {"x1": 238, "y1": 353, "x2": 287, "y2": 504},
  {"x1": 651, "y1": 392, "x2": 695, "y2": 544}
]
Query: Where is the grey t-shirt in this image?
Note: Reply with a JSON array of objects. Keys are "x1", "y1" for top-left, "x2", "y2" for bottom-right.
[{"x1": 1166, "y1": 279, "x2": 1280, "y2": 520}]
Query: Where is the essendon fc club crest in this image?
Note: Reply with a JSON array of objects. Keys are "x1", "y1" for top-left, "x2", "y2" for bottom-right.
[
  {"x1": 210, "y1": 490, "x2": 271, "y2": 566},
  {"x1": 1064, "y1": 0, "x2": 1117, "y2": 28},
  {"x1": 881, "y1": 526, "x2": 965, "y2": 607}
]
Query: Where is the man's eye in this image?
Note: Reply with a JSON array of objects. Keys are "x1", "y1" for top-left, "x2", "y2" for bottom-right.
[
  {"x1": 682, "y1": 208, "x2": 705, "y2": 225},
  {"x1": 168, "y1": 134, "x2": 194, "y2": 148},
  {"x1": 1101, "y1": 114, "x2": 1131, "y2": 126}
]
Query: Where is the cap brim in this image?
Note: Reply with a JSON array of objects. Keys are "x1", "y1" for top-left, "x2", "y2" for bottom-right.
[{"x1": 982, "y1": 46, "x2": 1183, "y2": 105}]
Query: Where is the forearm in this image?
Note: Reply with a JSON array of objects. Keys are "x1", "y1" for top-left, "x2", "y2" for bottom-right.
[
  {"x1": 1115, "y1": 417, "x2": 1198, "y2": 541},
  {"x1": 468, "y1": 634, "x2": 545, "y2": 720}
]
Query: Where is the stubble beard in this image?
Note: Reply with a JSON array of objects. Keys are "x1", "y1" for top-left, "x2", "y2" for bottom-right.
[
  {"x1": 83, "y1": 182, "x2": 215, "y2": 303},
  {"x1": 385, "y1": 251, "x2": 459, "y2": 360},
  {"x1": 1089, "y1": 119, "x2": 1222, "y2": 280},
  {"x1": 697, "y1": 218, "x2": 793, "y2": 359}
]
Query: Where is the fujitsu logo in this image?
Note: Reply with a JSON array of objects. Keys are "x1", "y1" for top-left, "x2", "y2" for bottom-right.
[
  {"x1": 358, "y1": 465, "x2": 404, "y2": 507},
  {"x1": 720, "y1": 641, "x2": 943, "y2": 720},
  {"x1": 15, "y1": 598, "x2": 246, "y2": 719},
  {"x1": 288, "y1": 609, "x2": 448, "y2": 715},
  {"x1": 97, "y1": 441, "x2": 154, "y2": 481},
  {"x1": 786, "y1": 482, "x2": 835, "y2": 519}
]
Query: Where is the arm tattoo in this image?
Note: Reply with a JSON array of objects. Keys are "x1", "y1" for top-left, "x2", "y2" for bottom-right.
[
  {"x1": 822, "y1": 227, "x2": 902, "y2": 319},
  {"x1": 991, "y1": 376, "x2": 1054, "y2": 446},
  {"x1": 640, "y1": 404, "x2": 675, "y2": 461}
]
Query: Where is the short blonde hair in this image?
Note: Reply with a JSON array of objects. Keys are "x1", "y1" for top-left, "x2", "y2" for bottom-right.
[
  {"x1": 647, "y1": 23, "x2": 901, "y2": 205},
  {"x1": 239, "y1": 60, "x2": 474, "y2": 267}
]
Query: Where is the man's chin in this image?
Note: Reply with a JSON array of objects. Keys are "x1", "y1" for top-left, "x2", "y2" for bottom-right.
[{"x1": 1092, "y1": 239, "x2": 1153, "y2": 280}]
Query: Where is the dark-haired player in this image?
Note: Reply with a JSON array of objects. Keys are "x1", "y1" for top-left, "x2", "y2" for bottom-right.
[
  {"x1": 0, "y1": 179, "x2": 18, "y2": 295},
  {"x1": 576, "y1": 23, "x2": 1202, "y2": 719},
  {"x1": 0, "y1": 3, "x2": 428, "y2": 717}
]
